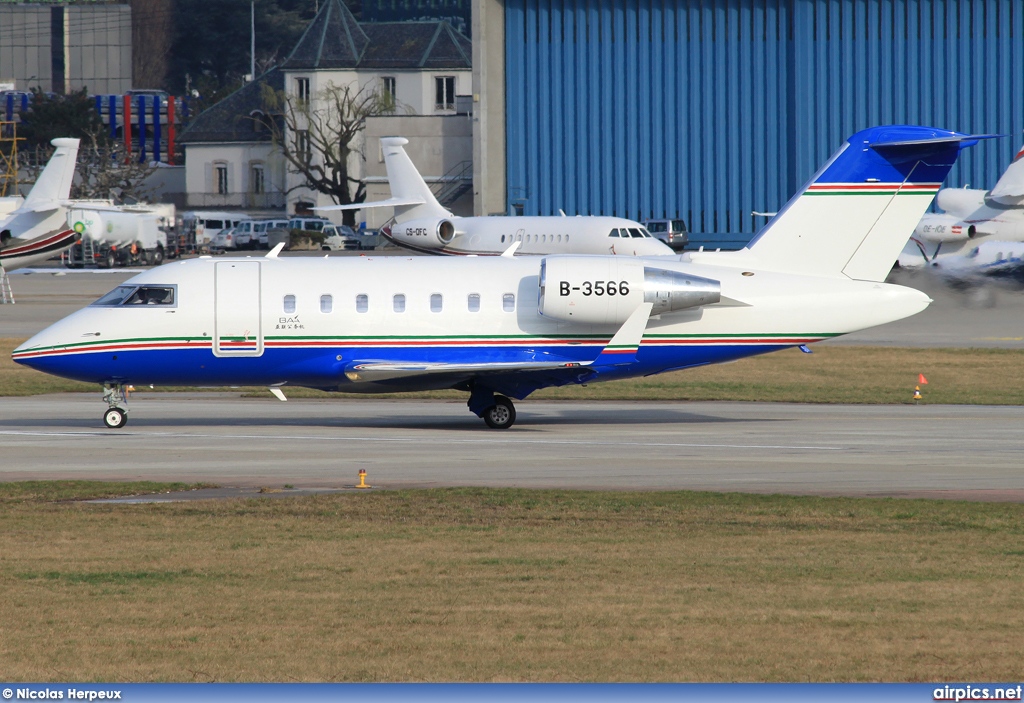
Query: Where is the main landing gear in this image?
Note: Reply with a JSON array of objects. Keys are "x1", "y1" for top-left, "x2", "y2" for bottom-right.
[
  {"x1": 101, "y1": 383, "x2": 129, "y2": 428},
  {"x1": 468, "y1": 386, "x2": 517, "y2": 429}
]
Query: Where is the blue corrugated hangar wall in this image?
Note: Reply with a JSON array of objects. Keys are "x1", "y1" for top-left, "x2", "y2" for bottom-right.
[{"x1": 504, "y1": 0, "x2": 1024, "y2": 239}]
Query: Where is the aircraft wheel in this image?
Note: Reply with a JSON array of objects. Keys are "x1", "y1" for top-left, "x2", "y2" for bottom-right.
[
  {"x1": 103, "y1": 407, "x2": 128, "y2": 429},
  {"x1": 483, "y1": 395, "x2": 516, "y2": 429}
]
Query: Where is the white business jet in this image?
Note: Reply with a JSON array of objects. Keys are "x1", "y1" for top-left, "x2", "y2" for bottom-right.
[
  {"x1": 316, "y1": 137, "x2": 674, "y2": 257},
  {"x1": 0, "y1": 138, "x2": 80, "y2": 271},
  {"x1": 14, "y1": 126, "x2": 983, "y2": 430},
  {"x1": 900, "y1": 141, "x2": 1024, "y2": 266}
]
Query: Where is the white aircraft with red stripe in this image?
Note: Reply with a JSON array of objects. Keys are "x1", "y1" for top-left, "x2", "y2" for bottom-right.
[
  {"x1": 901, "y1": 141, "x2": 1024, "y2": 266},
  {"x1": 14, "y1": 126, "x2": 983, "y2": 430},
  {"x1": 0, "y1": 138, "x2": 80, "y2": 271},
  {"x1": 317, "y1": 137, "x2": 673, "y2": 257}
]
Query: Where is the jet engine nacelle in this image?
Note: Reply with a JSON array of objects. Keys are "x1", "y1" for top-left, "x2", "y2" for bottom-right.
[
  {"x1": 388, "y1": 218, "x2": 460, "y2": 249},
  {"x1": 538, "y1": 256, "x2": 721, "y2": 324},
  {"x1": 914, "y1": 214, "x2": 976, "y2": 243}
]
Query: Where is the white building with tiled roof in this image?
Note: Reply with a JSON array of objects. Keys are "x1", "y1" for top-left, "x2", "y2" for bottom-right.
[{"x1": 180, "y1": 0, "x2": 472, "y2": 221}]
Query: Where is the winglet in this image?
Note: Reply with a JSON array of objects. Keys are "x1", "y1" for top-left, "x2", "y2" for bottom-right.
[
  {"x1": 266, "y1": 243, "x2": 285, "y2": 258},
  {"x1": 590, "y1": 303, "x2": 653, "y2": 366},
  {"x1": 500, "y1": 241, "x2": 521, "y2": 257}
]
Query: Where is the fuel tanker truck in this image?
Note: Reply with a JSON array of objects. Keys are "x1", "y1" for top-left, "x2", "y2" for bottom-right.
[{"x1": 63, "y1": 204, "x2": 175, "y2": 268}]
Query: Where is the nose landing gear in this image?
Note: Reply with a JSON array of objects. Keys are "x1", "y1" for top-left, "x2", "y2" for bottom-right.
[{"x1": 101, "y1": 384, "x2": 129, "y2": 428}]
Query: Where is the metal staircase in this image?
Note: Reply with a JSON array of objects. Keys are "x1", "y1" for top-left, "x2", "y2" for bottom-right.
[
  {"x1": 0, "y1": 263, "x2": 14, "y2": 304},
  {"x1": 431, "y1": 160, "x2": 473, "y2": 208}
]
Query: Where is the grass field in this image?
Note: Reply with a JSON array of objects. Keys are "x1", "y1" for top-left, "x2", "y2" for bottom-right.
[
  {"x1": 0, "y1": 483, "x2": 1022, "y2": 682},
  {"x1": 4, "y1": 337, "x2": 1024, "y2": 404}
]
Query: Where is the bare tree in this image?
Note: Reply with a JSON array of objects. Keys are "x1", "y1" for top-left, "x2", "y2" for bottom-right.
[
  {"x1": 18, "y1": 130, "x2": 156, "y2": 203},
  {"x1": 73, "y1": 131, "x2": 157, "y2": 203},
  {"x1": 260, "y1": 80, "x2": 399, "y2": 225}
]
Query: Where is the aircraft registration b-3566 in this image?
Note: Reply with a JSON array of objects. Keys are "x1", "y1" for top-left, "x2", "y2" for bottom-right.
[
  {"x1": 14, "y1": 126, "x2": 986, "y2": 429},
  {"x1": 316, "y1": 137, "x2": 674, "y2": 257}
]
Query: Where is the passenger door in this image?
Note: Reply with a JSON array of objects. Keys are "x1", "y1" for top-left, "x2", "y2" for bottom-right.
[{"x1": 214, "y1": 261, "x2": 263, "y2": 356}]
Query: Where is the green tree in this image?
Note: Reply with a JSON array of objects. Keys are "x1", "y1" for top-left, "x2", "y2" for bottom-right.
[{"x1": 17, "y1": 89, "x2": 104, "y2": 149}]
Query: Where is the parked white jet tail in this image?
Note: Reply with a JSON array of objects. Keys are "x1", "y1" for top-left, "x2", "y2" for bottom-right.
[
  {"x1": 988, "y1": 143, "x2": 1024, "y2": 204},
  {"x1": 314, "y1": 137, "x2": 451, "y2": 222},
  {"x1": 22, "y1": 138, "x2": 80, "y2": 211},
  {"x1": 735, "y1": 126, "x2": 988, "y2": 282}
]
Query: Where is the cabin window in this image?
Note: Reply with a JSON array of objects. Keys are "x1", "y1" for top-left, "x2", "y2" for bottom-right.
[
  {"x1": 468, "y1": 293, "x2": 480, "y2": 312},
  {"x1": 320, "y1": 294, "x2": 333, "y2": 313},
  {"x1": 501, "y1": 235, "x2": 505, "y2": 243},
  {"x1": 283, "y1": 295, "x2": 296, "y2": 313},
  {"x1": 430, "y1": 293, "x2": 443, "y2": 312},
  {"x1": 557, "y1": 234, "x2": 562, "y2": 242},
  {"x1": 356, "y1": 294, "x2": 368, "y2": 313},
  {"x1": 393, "y1": 293, "x2": 406, "y2": 313},
  {"x1": 503, "y1": 293, "x2": 515, "y2": 312}
]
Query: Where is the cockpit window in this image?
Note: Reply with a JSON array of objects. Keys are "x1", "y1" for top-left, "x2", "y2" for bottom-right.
[
  {"x1": 124, "y1": 286, "x2": 175, "y2": 306},
  {"x1": 92, "y1": 286, "x2": 138, "y2": 306},
  {"x1": 608, "y1": 229, "x2": 620, "y2": 238},
  {"x1": 628, "y1": 228, "x2": 644, "y2": 238},
  {"x1": 92, "y1": 285, "x2": 176, "y2": 307},
  {"x1": 640, "y1": 228, "x2": 652, "y2": 238}
]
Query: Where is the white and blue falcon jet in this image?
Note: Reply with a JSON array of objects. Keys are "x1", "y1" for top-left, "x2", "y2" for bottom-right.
[{"x1": 14, "y1": 126, "x2": 987, "y2": 429}]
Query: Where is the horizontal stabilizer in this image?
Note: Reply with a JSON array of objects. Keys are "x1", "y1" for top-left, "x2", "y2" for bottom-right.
[{"x1": 314, "y1": 197, "x2": 426, "y2": 212}]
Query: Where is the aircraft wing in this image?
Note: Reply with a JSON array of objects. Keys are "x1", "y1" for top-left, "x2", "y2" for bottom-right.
[
  {"x1": 314, "y1": 197, "x2": 426, "y2": 212},
  {"x1": 344, "y1": 359, "x2": 585, "y2": 383},
  {"x1": 343, "y1": 304, "x2": 656, "y2": 383}
]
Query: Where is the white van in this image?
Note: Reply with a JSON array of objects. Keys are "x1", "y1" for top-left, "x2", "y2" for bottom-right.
[
  {"x1": 643, "y1": 219, "x2": 689, "y2": 251},
  {"x1": 179, "y1": 211, "x2": 252, "y2": 248}
]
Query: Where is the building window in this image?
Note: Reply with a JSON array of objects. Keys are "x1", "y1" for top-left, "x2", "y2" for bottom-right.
[
  {"x1": 430, "y1": 293, "x2": 442, "y2": 313},
  {"x1": 467, "y1": 293, "x2": 480, "y2": 312},
  {"x1": 250, "y1": 163, "x2": 264, "y2": 194},
  {"x1": 503, "y1": 293, "x2": 515, "y2": 312},
  {"x1": 435, "y1": 76, "x2": 455, "y2": 110},
  {"x1": 296, "y1": 77, "x2": 310, "y2": 106},
  {"x1": 295, "y1": 130, "x2": 311, "y2": 162},
  {"x1": 283, "y1": 295, "x2": 296, "y2": 313},
  {"x1": 393, "y1": 293, "x2": 405, "y2": 313},
  {"x1": 356, "y1": 294, "x2": 368, "y2": 313},
  {"x1": 382, "y1": 76, "x2": 396, "y2": 109},
  {"x1": 320, "y1": 294, "x2": 333, "y2": 313},
  {"x1": 215, "y1": 163, "x2": 228, "y2": 195}
]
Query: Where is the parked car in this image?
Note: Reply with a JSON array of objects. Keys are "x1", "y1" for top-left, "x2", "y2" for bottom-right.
[
  {"x1": 643, "y1": 219, "x2": 689, "y2": 251},
  {"x1": 321, "y1": 224, "x2": 360, "y2": 250},
  {"x1": 210, "y1": 226, "x2": 240, "y2": 251},
  {"x1": 253, "y1": 219, "x2": 290, "y2": 249},
  {"x1": 232, "y1": 220, "x2": 257, "y2": 249}
]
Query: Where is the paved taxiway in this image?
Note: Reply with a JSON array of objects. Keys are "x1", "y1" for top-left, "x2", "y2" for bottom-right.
[
  {"x1": 3, "y1": 261, "x2": 1023, "y2": 500},
  {"x1": 1, "y1": 394, "x2": 1021, "y2": 500}
]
